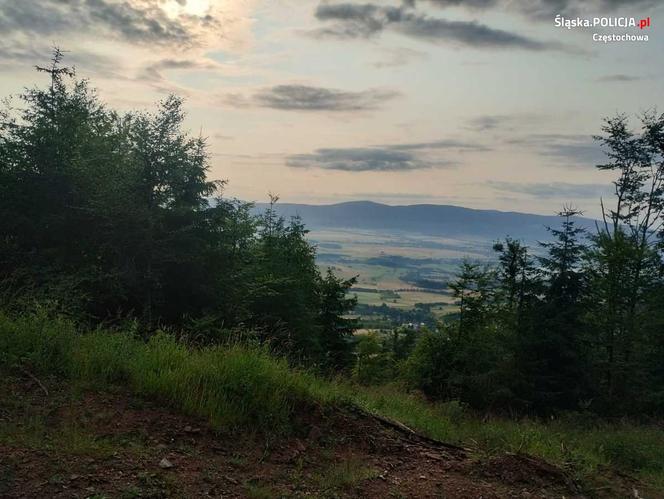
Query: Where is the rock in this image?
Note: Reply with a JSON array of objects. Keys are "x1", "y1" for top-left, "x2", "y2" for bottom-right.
[{"x1": 159, "y1": 458, "x2": 174, "y2": 469}]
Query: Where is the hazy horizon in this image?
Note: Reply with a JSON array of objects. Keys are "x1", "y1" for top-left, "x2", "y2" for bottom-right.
[{"x1": 251, "y1": 198, "x2": 599, "y2": 218}]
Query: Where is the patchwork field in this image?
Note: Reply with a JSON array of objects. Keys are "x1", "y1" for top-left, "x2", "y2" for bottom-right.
[{"x1": 310, "y1": 228, "x2": 494, "y2": 325}]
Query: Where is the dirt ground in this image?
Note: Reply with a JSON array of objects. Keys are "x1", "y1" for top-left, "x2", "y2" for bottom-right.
[{"x1": 0, "y1": 374, "x2": 650, "y2": 498}]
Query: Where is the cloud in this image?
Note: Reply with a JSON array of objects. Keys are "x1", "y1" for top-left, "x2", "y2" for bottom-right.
[
  {"x1": 596, "y1": 74, "x2": 641, "y2": 83},
  {"x1": 466, "y1": 115, "x2": 510, "y2": 131},
  {"x1": 243, "y1": 85, "x2": 399, "y2": 112},
  {"x1": 416, "y1": 0, "x2": 659, "y2": 20},
  {"x1": 0, "y1": 40, "x2": 126, "y2": 83},
  {"x1": 371, "y1": 47, "x2": 427, "y2": 68},
  {"x1": 314, "y1": 3, "x2": 395, "y2": 38},
  {"x1": 384, "y1": 139, "x2": 490, "y2": 152},
  {"x1": 488, "y1": 181, "x2": 611, "y2": 199},
  {"x1": 465, "y1": 113, "x2": 541, "y2": 132},
  {"x1": 0, "y1": 41, "x2": 46, "y2": 65},
  {"x1": 509, "y1": 134, "x2": 607, "y2": 167},
  {"x1": 0, "y1": 0, "x2": 220, "y2": 47},
  {"x1": 396, "y1": 15, "x2": 554, "y2": 50},
  {"x1": 139, "y1": 58, "x2": 222, "y2": 82},
  {"x1": 313, "y1": 2, "x2": 564, "y2": 51},
  {"x1": 422, "y1": 0, "x2": 500, "y2": 8},
  {"x1": 285, "y1": 136, "x2": 488, "y2": 172},
  {"x1": 516, "y1": 0, "x2": 658, "y2": 20},
  {"x1": 287, "y1": 147, "x2": 455, "y2": 171}
]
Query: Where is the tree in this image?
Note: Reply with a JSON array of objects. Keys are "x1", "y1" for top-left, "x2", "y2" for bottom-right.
[
  {"x1": 0, "y1": 50, "x2": 132, "y2": 316},
  {"x1": 448, "y1": 260, "x2": 496, "y2": 337},
  {"x1": 492, "y1": 237, "x2": 539, "y2": 335},
  {"x1": 318, "y1": 269, "x2": 358, "y2": 370},
  {"x1": 588, "y1": 113, "x2": 664, "y2": 411},
  {"x1": 522, "y1": 207, "x2": 590, "y2": 411}
]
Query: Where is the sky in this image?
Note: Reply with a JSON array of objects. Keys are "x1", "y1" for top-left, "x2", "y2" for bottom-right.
[{"x1": 1, "y1": 0, "x2": 663, "y2": 216}]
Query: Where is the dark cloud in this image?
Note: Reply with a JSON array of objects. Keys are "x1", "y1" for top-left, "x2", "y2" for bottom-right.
[
  {"x1": 596, "y1": 74, "x2": 641, "y2": 83},
  {"x1": 0, "y1": 0, "x2": 218, "y2": 46},
  {"x1": 139, "y1": 58, "x2": 220, "y2": 82},
  {"x1": 253, "y1": 85, "x2": 399, "y2": 111},
  {"x1": 509, "y1": 134, "x2": 606, "y2": 167},
  {"x1": 287, "y1": 147, "x2": 455, "y2": 171},
  {"x1": 313, "y1": 3, "x2": 401, "y2": 39},
  {"x1": 285, "y1": 136, "x2": 487, "y2": 172},
  {"x1": 397, "y1": 16, "x2": 553, "y2": 50},
  {"x1": 86, "y1": 0, "x2": 198, "y2": 45},
  {"x1": 313, "y1": 2, "x2": 563, "y2": 51},
  {"x1": 488, "y1": 180, "x2": 611, "y2": 199},
  {"x1": 543, "y1": 142, "x2": 606, "y2": 166},
  {"x1": 0, "y1": 41, "x2": 45, "y2": 65},
  {"x1": 0, "y1": 0, "x2": 73, "y2": 35}
]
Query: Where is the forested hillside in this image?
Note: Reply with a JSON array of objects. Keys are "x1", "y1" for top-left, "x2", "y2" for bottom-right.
[
  {"x1": 253, "y1": 200, "x2": 598, "y2": 242},
  {"x1": 1, "y1": 53, "x2": 664, "y2": 497}
]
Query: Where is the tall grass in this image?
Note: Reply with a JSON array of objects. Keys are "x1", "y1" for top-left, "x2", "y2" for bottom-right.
[
  {"x1": 0, "y1": 312, "x2": 342, "y2": 433},
  {"x1": 1, "y1": 312, "x2": 662, "y2": 489}
]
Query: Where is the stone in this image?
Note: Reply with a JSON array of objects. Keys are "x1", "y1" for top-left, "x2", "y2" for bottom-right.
[{"x1": 159, "y1": 458, "x2": 174, "y2": 469}]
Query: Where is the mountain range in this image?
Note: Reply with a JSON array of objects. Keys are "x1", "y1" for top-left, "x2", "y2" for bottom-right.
[{"x1": 253, "y1": 201, "x2": 598, "y2": 242}]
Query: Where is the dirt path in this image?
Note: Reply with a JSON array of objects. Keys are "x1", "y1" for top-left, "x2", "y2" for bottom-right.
[{"x1": 0, "y1": 375, "x2": 631, "y2": 498}]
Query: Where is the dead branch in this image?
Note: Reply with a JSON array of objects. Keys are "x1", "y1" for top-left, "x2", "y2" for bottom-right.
[{"x1": 347, "y1": 404, "x2": 469, "y2": 458}]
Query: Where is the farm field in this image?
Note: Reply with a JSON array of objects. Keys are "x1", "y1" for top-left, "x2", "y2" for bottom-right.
[{"x1": 310, "y1": 228, "x2": 493, "y2": 323}]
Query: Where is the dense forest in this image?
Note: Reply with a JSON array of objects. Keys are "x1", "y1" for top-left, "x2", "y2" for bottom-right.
[
  {"x1": 1, "y1": 52, "x2": 663, "y2": 418},
  {"x1": 0, "y1": 51, "x2": 358, "y2": 371}
]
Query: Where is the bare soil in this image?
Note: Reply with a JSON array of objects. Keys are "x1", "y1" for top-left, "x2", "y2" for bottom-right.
[{"x1": 0, "y1": 374, "x2": 649, "y2": 498}]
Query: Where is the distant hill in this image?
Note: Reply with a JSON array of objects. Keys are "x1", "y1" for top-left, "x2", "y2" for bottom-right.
[{"x1": 253, "y1": 201, "x2": 597, "y2": 242}]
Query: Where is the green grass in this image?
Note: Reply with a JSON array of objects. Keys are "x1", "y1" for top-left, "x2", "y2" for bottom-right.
[
  {"x1": 314, "y1": 458, "x2": 376, "y2": 494},
  {"x1": 1, "y1": 311, "x2": 663, "y2": 492},
  {"x1": 0, "y1": 312, "x2": 341, "y2": 434}
]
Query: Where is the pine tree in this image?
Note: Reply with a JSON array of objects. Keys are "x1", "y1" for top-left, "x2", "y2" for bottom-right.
[{"x1": 527, "y1": 206, "x2": 590, "y2": 411}]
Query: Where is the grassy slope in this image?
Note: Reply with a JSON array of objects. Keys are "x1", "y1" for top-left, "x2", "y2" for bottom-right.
[{"x1": 1, "y1": 312, "x2": 662, "y2": 494}]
